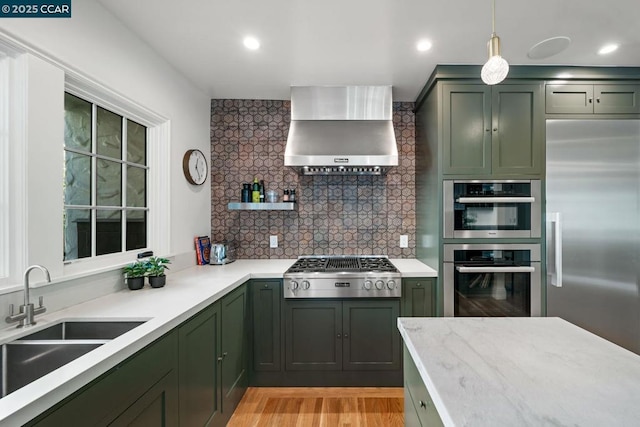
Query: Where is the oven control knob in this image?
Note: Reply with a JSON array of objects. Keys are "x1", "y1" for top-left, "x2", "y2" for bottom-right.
[
  {"x1": 301, "y1": 280, "x2": 310, "y2": 290},
  {"x1": 363, "y1": 280, "x2": 373, "y2": 290},
  {"x1": 387, "y1": 280, "x2": 397, "y2": 290},
  {"x1": 290, "y1": 280, "x2": 299, "y2": 290},
  {"x1": 375, "y1": 280, "x2": 385, "y2": 290}
]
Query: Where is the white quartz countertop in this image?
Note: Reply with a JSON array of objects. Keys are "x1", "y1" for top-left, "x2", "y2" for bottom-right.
[
  {"x1": 398, "y1": 317, "x2": 640, "y2": 427},
  {"x1": 0, "y1": 257, "x2": 435, "y2": 425}
]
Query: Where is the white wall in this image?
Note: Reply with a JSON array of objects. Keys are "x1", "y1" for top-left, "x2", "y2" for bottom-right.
[{"x1": 0, "y1": 0, "x2": 211, "y2": 318}]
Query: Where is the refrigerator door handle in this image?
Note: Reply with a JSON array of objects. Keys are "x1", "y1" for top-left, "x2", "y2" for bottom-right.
[{"x1": 548, "y1": 212, "x2": 563, "y2": 287}]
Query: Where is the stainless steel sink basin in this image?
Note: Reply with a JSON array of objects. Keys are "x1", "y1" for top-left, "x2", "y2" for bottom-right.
[
  {"x1": 17, "y1": 321, "x2": 145, "y2": 341},
  {"x1": 1, "y1": 320, "x2": 146, "y2": 397},
  {"x1": 3, "y1": 340, "x2": 104, "y2": 396}
]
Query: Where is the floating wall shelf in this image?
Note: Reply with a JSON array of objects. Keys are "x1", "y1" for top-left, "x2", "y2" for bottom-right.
[{"x1": 227, "y1": 202, "x2": 297, "y2": 211}]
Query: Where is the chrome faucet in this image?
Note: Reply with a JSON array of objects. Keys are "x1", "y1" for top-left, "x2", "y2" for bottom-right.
[{"x1": 5, "y1": 265, "x2": 50, "y2": 328}]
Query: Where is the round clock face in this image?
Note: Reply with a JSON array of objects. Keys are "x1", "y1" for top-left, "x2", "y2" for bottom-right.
[{"x1": 183, "y1": 149, "x2": 207, "y2": 185}]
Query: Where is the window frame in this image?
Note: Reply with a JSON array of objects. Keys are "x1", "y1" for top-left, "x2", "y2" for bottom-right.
[{"x1": 63, "y1": 91, "x2": 150, "y2": 261}]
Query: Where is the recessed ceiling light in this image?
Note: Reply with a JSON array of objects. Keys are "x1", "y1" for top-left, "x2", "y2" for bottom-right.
[
  {"x1": 416, "y1": 39, "x2": 432, "y2": 52},
  {"x1": 243, "y1": 36, "x2": 260, "y2": 50},
  {"x1": 527, "y1": 36, "x2": 571, "y2": 60},
  {"x1": 598, "y1": 43, "x2": 619, "y2": 55}
]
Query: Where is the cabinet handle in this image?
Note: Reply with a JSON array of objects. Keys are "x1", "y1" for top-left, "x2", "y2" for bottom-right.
[
  {"x1": 493, "y1": 128, "x2": 498, "y2": 132},
  {"x1": 223, "y1": 352, "x2": 228, "y2": 358},
  {"x1": 344, "y1": 333, "x2": 349, "y2": 339},
  {"x1": 485, "y1": 128, "x2": 490, "y2": 132},
  {"x1": 337, "y1": 333, "x2": 341, "y2": 339},
  {"x1": 596, "y1": 98, "x2": 601, "y2": 103},
  {"x1": 416, "y1": 282, "x2": 422, "y2": 287},
  {"x1": 217, "y1": 356, "x2": 223, "y2": 362},
  {"x1": 588, "y1": 98, "x2": 593, "y2": 104},
  {"x1": 419, "y1": 400, "x2": 427, "y2": 409},
  {"x1": 264, "y1": 284, "x2": 269, "y2": 288}
]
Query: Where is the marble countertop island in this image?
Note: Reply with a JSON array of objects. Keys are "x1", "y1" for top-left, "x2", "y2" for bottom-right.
[{"x1": 398, "y1": 317, "x2": 640, "y2": 427}]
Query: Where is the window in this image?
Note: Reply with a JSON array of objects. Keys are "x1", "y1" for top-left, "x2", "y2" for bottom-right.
[{"x1": 63, "y1": 92, "x2": 148, "y2": 261}]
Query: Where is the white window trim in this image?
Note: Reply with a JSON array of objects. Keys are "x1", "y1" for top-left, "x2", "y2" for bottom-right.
[
  {"x1": 62, "y1": 79, "x2": 171, "y2": 277},
  {"x1": 0, "y1": 33, "x2": 171, "y2": 288}
]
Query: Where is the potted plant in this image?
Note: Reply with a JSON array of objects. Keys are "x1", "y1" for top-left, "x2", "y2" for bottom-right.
[
  {"x1": 145, "y1": 256, "x2": 171, "y2": 288},
  {"x1": 123, "y1": 261, "x2": 146, "y2": 290}
]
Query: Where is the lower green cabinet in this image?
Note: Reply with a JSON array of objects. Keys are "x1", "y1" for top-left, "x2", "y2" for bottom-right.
[
  {"x1": 402, "y1": 278, "x2": 437, "y2": 317},
  {"x1": 27, "y1": 330, "x2": 179, "y2": 426},
  {"x1": 26, "y1": 282, "x2": 249, "y2": 427},
  {"x1": 178, "y1": 301, "x2": 222, "y2": 427},
  {"x1": 404, "y1": 346, "x2": 443, "y2": 427},
  {"x1": 250, "y1": 280, "x2": 282, "y2": 372}
]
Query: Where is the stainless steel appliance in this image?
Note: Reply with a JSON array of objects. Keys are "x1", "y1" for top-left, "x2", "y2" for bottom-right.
[
  {"x1": 209, "y1": 242, "x2": 235, "y2": 265},
  {"x1": 284, "y1": 86, "x2": 398, "y2": 175},
  {"x1": 546, "y1": 119, "x2": 640, "y2": 354},
  {"x1": 283, "y1": 256, "x2": 401, "y2": 298},
  {"x1": 443, "y1": 244, "x2": 542, "y2": 317},
  {"x1": 444, "y1": 180, "x2": 541, "y2": 238}
]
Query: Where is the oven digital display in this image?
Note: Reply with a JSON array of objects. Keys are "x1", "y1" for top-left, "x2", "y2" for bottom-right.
[{"x1": 334, "y1": 282, "x2": 351, "y2": 288}]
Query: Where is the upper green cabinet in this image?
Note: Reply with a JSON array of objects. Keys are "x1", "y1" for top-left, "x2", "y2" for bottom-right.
[
  {"x1": 442, "y1": 83, "x2": 544, "y2": 177},
  {"x1": 546, "y1": 83, "x2": 640, "y2": 114}
]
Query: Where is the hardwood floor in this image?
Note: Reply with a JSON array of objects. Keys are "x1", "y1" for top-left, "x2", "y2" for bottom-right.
[{"x1": 227, "y1": 387, "x2": 404, "y2": 427}]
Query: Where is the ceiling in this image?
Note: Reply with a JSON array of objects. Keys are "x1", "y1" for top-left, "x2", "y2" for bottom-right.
[{"x1": 98, "y1": 0, "x2": 640, "y2": 102}]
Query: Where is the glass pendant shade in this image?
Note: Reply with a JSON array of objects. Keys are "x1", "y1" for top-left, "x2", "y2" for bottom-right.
[{"x1": 481, "y1": 33, "x2": 509, "y2": 85}]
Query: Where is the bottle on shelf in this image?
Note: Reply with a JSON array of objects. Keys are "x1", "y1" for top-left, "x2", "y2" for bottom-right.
[
  {"x1": 283, "y1": 189, "x2": 289, "y2": 202},
  {"x1": 252, "y1": 178, "x2": 260, "y2": 203},
  {"x1": 259, "y1": 180, "x2": 265, "y2": 203},
  {"x1": 241, "y1": 183, "x2": 251, "y2": 202},
  {"x1": 289, "y1": 189, "x2": 296, "y2": 203}
]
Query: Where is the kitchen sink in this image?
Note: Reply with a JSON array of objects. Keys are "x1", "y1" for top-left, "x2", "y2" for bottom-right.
[
  {"x1": 16, "y1": 321, "x2": 145, "y2": 341},
  {"x1": 1, "y1": 320, "x2": 146, "y2": 397}
]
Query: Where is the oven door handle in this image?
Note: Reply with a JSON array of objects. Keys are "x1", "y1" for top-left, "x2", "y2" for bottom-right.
[
  {"x1": 456, "y1": 266, "x2": 535, "y2": 273},
  {"x1": 456, "y1": 196, "x2": 535, "y2": 204}
]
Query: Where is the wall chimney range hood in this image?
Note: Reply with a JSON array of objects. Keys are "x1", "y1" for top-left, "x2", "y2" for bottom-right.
[{"x1": 284, "y1": 86, "x2": 399, "y2": 175}]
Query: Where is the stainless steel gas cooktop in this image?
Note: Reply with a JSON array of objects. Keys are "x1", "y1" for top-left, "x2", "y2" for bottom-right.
[{"x1": 283, "y1": 256, "x2": 401, "y2": 298}]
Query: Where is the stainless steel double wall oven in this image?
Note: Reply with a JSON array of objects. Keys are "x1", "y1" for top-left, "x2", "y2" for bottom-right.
[{"x1": 443, "y1": 180, "x2": 543, "y2": 318}]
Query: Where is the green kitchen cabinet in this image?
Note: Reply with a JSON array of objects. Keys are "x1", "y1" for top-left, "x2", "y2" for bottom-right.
[
  {"x1": 220, "y1": 282, "x2": 249, "y2": 420},
  {"x1": 250, "y1": 279, "x2": 282, "y2": 372},
  {"x1": 284, "y1": 299, "x2": 401, "y2": 372},
  {"x1": 442, "y1": 83, "x2": 544, "y2": 176},
  {"x1": 404, "y1": 346, "x2": 443, "y2": 427},
  {"x1": 178, "y1": 301, "x2": 222, "y2": 427},
  {"x1": 402, "y1": 278, "x2": 437, "y2": 317},
  {"x1": 27, "y1": 330, "x2": 179, "y2": 427},
  {"x1": 546, "y1": 83, "x2": 640, "y2": 114}
]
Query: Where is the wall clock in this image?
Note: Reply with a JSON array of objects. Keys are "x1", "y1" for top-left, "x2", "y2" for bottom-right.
[{"x1": 182, "y1": 149, "x2": 208, "y2": 185}]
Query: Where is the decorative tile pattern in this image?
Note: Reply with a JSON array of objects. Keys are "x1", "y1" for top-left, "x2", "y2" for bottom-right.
[{"x1": 210, "y1": 100, "x2": 416, "y2": 259}]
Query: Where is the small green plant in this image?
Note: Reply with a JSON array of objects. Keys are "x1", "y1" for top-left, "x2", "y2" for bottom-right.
[
  {"x1": 123, "y1": 261, "x2": 146, "y2": 278},
  {"x1": 145, "y1": 256, "x2": 171, "y2": 277}
]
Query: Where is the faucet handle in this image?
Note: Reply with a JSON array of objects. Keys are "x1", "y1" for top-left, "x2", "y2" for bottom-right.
[
  {"x1": 8, "y1": 304, "x2": 14, "y2": 316},
  {"x1": 38, "y1": 296, "x2": 44, "y2": 307}
]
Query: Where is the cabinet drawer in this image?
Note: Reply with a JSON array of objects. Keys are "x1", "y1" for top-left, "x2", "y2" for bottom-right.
[
  {"x1": 546, "y1": 84, "x2": 594, "y2": 113},
  {"x1": 403, "y1": 346, "x2": 443, "y2": 427}
]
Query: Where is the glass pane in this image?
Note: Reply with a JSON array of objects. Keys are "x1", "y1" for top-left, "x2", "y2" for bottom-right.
[
  {"x1": 127, "y1": 166, "x2": 146, "y2": 207},
  {"x1": 97, "y1": 159, "x2": 122, "y2": 206},
  {"x1": 64, "y1": 151, "x2": 91, "y2": 206},
  {"x1": 126, "y1": 210, "x2": 147, "y2": 251},
  {"x1": 127, "y1": 120, "x2": 146, "y2": 165},
  {"x1": 64, "y1": 209, "x2": 91, "y2": 261},
  {"x1": 96, "y1": 106, "x2": 122, "y2": 159},
  {"x1": 96, "y1": 210, "x2": 121, "y2": 256},
  {"x1": 64, "y1": 93, "x2": 92, "y2": 151}
]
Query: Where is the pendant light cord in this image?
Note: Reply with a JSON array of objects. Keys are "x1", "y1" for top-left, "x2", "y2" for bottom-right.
[{"x1": 491, "y1": 0, "x2": 496, "y2": 35}]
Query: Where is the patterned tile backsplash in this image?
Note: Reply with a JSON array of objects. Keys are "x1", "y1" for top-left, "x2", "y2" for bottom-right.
[{"x1": 210, "y1": 99, "x2": 415, "y2": 259}]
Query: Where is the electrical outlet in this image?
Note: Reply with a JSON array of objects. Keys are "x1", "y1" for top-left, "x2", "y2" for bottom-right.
[
  {"x1": 399, "y1": 235, "x2": 409, "y2": 248},
  {"x1": 269, "y1": 235, "x2": 278, "y2": 248}
]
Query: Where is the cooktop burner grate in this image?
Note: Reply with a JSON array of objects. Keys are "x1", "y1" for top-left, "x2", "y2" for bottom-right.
[{"x1": 326, "y1": 257, "x2": 360, "y2": 271}]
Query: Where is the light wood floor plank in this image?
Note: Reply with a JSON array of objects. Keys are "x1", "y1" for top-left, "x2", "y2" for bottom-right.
[{"x1": 227, "y1": 387, "x2": 404, "y2": 427}]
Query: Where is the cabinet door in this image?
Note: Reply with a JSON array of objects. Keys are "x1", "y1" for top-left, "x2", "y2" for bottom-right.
[
  {"x1": 109, "y1": 371, "x2": 178, "y2": 427},
  {"x1": 251, "y1": 280, "x2": 281, "y2": 372},
  {"x1": 178, "y1": 303, "x2": 222, "y2": 427},
  {"x1": 220, "y1": 283, "x2": 248, "y2": 416},
  {"x1": 285, "y1": 300, "x2": 342, "y2": 371},
  {"x1": 404, "y1": 347, "x2": 444, "y2": 427},
  {"x1": 491, "y1": 84, "x2": 543, "y2": 175},
  {"x1": 442, "y1": 84, "x2": 492, "y2": 175},
  {"x1": 402, "y1": 278, "x2": 436, "y2": 317},
  {"x1": 342, "y1": 300, "x2": 401, "y2": 371},
  {"x1": 594, "y1": 84, "x2": 640, "y2": 114},
  {"x1": 545, "y1": 84, "x2": 594, "y2": 113}
]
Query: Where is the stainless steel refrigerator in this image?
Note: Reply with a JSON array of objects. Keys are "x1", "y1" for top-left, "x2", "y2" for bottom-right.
[{"x1": 546, "y1": 119, "x2": 640, "y2": 355}]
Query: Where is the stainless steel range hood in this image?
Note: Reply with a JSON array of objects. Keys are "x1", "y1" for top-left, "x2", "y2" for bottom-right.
[{"x1": 284, "y1": 86, "x2": 398, "y2": 175}]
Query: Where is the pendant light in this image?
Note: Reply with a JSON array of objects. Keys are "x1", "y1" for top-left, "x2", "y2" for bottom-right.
[{"x1": 481, "y1": 0, "x2": 509, "y2": 85}]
